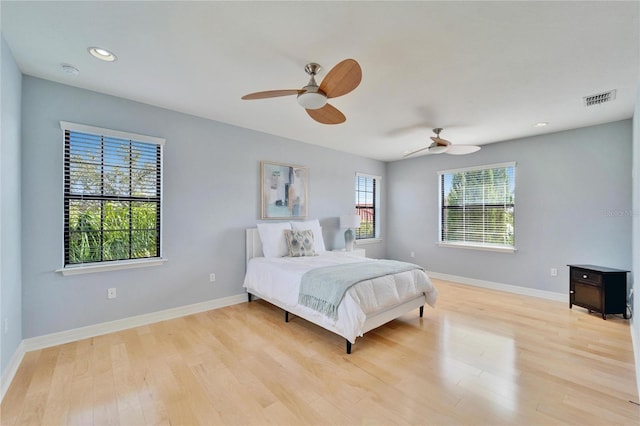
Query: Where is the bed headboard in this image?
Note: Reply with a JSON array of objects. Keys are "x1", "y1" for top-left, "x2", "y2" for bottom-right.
[{"x1": 246, "y1": 228, "x2": 263, "y2": 263}]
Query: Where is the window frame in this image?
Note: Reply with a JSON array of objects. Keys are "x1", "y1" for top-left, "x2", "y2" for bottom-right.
[
  {"x1": 354, "y1": 172, "x2": 381, "y2": 243},
  {"x1": 57, "y1": 121, "x2": 166, "y2": 275},
  {"x1": 438, "y1": 162, "x2": 516, "y2": 253}
]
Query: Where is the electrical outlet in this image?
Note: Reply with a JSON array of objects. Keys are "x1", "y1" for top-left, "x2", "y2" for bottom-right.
[
  {"x1": 107, "y1": 288, "x2": 117, "y2": 299},
  {"x1": 209, "y1": 273, "x2": 216, "y2": 282},
  {"x1": 410, "y1": 251, "x2": 415, "y2": 258},
  {"x1": 550, "y1": 268, "x2": 558, "y2": 277}
]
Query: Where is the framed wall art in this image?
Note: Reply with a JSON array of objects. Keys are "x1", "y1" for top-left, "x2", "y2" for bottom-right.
[{"x1": 261, "y1": 161, "x2": 308, "y2": 219}]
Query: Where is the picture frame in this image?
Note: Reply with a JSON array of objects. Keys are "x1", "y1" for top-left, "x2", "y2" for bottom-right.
[{"x1": 261, "y1": 161, "x2": 308, "y2": 219}]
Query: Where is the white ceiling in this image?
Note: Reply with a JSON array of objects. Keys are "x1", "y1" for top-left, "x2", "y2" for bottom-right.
[{"x1": 2, "y1": 1, "x2": 639, "y2": 161}]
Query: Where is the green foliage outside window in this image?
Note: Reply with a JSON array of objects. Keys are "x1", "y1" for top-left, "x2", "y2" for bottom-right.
[{"x1": 68, "y1": 201, "x2": 158, "y2": 264}]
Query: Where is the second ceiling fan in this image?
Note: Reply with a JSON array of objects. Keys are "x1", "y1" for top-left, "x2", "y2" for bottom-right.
[
  {"x1": 404, "y1": 128, "x2": 481, "y2": 157},
  {"x1": 241, "y1": 59, "x2": 362, "y2": 125}
]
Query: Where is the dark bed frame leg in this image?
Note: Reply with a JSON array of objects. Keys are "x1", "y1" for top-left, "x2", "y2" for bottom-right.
[
  {"x1": 285, "y1": 311, "x2": 289, "y2": 323},
  {"x1": 420, "y1": 305, "x2": 424, "y2": 318},
  {"x1": 346, "y1": 340, "x2": 352, "y2": 354},
  {"x1": 247, "y1": 293, "x2": 252, "y2": 302}
]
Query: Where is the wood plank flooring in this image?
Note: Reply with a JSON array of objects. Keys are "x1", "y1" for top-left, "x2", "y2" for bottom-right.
[{"x1": 2, "y1": 279, "x2": 639, "y2": 425}]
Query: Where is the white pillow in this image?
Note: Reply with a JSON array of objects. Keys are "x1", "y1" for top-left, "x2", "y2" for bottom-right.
[
  {"x1": 257, "y1": 222, "x2": 292, "y2": 258},
  {"x1": 291, "y1": 219, "x2": 326, "y2": 252}
]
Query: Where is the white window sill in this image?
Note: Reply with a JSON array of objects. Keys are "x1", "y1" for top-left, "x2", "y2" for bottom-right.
[
  {"x1": 56, "y1": 258, "x2": 168, "y2": 276},
  {"x1": 438, "y1": 242, "x2": 516, "y2": 253}
]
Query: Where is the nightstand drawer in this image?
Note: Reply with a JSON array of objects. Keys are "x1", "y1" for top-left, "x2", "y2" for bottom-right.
[{"x1": 571, "y1": 269, "x2": 602, "y2": 286}]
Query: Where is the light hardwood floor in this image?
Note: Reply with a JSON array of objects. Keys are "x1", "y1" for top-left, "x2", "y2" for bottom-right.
[{"x1": 2, "y1": 279, "x2": 639, "y2": 425}]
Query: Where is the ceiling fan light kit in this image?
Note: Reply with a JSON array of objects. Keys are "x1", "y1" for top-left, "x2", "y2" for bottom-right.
[
  {"x1": 428, "y1": 144, "x2": 449, "y2": 154},
  {"x1": 296, "y1": 85, "x2": 327, "y2": 109},
  {"x1": 297, "y1": 91, "x2": 327, "y2": 109},
  {"x1": 242, "y1": 59, "x2": 362, "y2": 124}
]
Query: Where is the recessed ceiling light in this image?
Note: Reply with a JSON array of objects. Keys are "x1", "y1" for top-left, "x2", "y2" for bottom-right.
[
  {"x1": 533, "y1": 122, "x2": 548, "y2": 127},
  {"x1": 88, "y1": 47, "x2": 117, "y2": 62},
  {"x1": 61, "y1": 64, "x2": 79, "y2": 76}
]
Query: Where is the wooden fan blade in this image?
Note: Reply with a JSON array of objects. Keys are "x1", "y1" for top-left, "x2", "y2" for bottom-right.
[
  {"x1": 241, "y1": 89, "x2": 301, "y2": 100},
  {"x1": 306, "y1": 103, "x2": 346, "y2": 125},
  {"x1": 403, "y1": 146, "x2": 430, "y2": 157},
  {"x1": 319, "y1": 59, "x2": 362, "y2": 99},
  {"x1": 446, "y1": 145, "x2": 481, "y2": 155}
]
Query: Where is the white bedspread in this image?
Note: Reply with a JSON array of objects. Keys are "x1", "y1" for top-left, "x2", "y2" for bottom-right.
[{"x1": 243, "y1": 251, "x2": 438, "y2": 342}]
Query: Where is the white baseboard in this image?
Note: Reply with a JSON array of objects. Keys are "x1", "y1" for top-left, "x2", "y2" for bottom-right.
[
  {"x1": 1, "y1": 340, "x2": 25, "y2": 402},
  {"x1": 427, "y1": 271, "x2": 567, "y2": 302},
  {"x1": 22, "y1": 293, "x2": 247, "y2": 352}
]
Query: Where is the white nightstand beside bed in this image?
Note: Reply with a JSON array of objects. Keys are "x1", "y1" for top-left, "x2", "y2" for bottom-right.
[{"x1": 332, "y1": 248, "x2": 366, "y2": 257}]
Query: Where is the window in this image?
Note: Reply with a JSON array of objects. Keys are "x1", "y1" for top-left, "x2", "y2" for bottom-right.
[
  {"x1": 354, "y1": 173, "x2": 380, "y2": 240},
  {"x1": 61, "y1": 122, "x2": 164, "y2": 270},
  {"x1": 439, "y1": 162, "x2": 515, "y2": 252}
]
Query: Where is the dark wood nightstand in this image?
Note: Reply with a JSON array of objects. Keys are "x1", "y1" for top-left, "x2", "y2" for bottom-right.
[{"x1": 567, "y1": 264, "x2": 629, "y2": 320}]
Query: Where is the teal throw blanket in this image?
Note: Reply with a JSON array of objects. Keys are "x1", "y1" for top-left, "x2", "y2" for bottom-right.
[{"x1": 298, "y1": 260, "x2": 423, "y2": 320}]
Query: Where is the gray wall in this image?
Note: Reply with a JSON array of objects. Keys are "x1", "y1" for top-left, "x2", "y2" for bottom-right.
[
  {"x1": 1, "y1": 36, "x2": 23, "y2": 375},
  {"x1": 20, "y1": 76, "x2": 386, "y2": 339},
  {"x1": 387, "y1": 120, "x2": 632, "y2": 294}
]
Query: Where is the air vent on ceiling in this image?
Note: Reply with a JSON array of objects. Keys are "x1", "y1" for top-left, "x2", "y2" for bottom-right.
[{"x1": 583, "y1": 90, "x2": 616, "y2": 107}]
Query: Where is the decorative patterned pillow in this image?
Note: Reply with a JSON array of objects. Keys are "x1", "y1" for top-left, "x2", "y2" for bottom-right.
[
  {"x1": 291, "y1": 219, "x2": 326, "y2": 252},
  {"x1": 284, "y1": 229, "x2": 317, "y2": 257}
]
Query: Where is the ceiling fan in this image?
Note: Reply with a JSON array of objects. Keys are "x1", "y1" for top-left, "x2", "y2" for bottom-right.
[
  {"x1": 404, "y1": 128, "x2": 481, "y2": 157},
  {"x1": 241, "y1": 59, "x2": 362, "y2": 125}
]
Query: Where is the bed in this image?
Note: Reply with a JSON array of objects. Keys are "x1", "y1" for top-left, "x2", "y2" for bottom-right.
[{"x1": 243, "y1": 222, "x2": 438, "y2": 353}]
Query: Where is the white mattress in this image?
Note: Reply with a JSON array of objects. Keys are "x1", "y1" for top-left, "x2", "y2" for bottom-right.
[{"x1": 243, "y1": 251, "x2": 438, "y2": 342}]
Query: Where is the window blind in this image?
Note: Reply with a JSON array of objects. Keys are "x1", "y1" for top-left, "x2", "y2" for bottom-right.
[
  {"x1": 63, "y1": 126, "x2": 163, "y2": 266},
  {"x1": 355, "y1": 174, "x2": 378, "y2": 239},
  {"x1": 439, "y1": 163, "x2": 515, "y2": 249}
]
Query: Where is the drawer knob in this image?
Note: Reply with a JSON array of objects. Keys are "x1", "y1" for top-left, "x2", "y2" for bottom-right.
[
  {"x1": 570, "y1": 290, "x2": 574, "y2": 294},
  {"x1": 582, "y1": 274, "x2": 588, "y2": 279}
]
